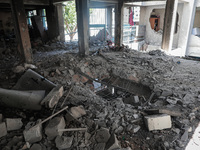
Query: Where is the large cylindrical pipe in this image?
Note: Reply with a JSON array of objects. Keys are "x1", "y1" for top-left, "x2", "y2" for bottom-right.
[{"x1": 0, "y1": 88, "x2": 45, "y2": 110}]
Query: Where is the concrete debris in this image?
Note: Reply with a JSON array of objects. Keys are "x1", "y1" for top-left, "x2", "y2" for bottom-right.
[
  {"x1": 95, "y1": 127, "x2": 111, "y2": 143},
  {"x1": 145, "y1": 109, "x2": 182, "y2": 117},
  {"x1": 5, "y1": 118, "x2": 23, "y2": 131},
  {"x1": 45, "y1": 116, "x2": 66, "y2": 140},
  {"x1": 55, "y1": 136, "x2": 73, "y2": 150},
  {"x1": 0, "y1": 122, "x2": 7, "y2": 138},
  {"x1": 70, "y1": 105, "x2": 86, "y2": 119},
  {"x1": 30, "y1": 144, "x2": 42, "y2": 150},
  {"x1": 1, "y1": 47, "x2": 200, "y2": 149},
  {"x1": 105, "y1": 134, "x2": 121, "y2": 150},
  {"x1": 144, "y1": 114, "x2": 172, "y2": 131},
  {"x1": 12, "y1": 65, "x2": 25, "y2": 73},
  {"x1": 23, "y1": 122, "x2": 43, "y2": 143},
  {"x1": 40, "y1": 85, "x2": 64, "y2": 108},
  {"x1": 94, "y1": 143, "x2": 106, "y2": 150}
]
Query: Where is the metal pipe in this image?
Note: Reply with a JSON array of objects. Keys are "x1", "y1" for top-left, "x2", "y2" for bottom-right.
[{"x1": 0, "y1": 88, "x2": 45, "y2": 110}]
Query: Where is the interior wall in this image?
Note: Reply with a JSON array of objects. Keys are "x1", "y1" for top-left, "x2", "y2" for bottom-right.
[
  {"x1": 139, "y1": 3, "x2": 183, "y2": 48},
  {"x1": 0, "y1": 11, "x2": 14, "y2": 34}
]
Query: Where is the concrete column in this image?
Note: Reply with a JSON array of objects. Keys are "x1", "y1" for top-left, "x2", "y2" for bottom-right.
[
  {"x1": 56, "y1": 3, "x2": 65, "y2": 42},
  {"x1": 46, "y1": 4, "x2": 59, "y2": 40},
  {"x1": 114, "y1": 0, "x2": 124, "y2": 46},
  {"x1": 178, "y1": 1, "x2": 196, "y2": 56},
  {"x1": 161, "y1": 0, "x2": 178, "y2": 52},
  {"x1": 107, "y1": 7, "x2": 113, "y2": 37},
  {"x1": 10, "y1": 0, "x2": 32, "y2": 63},
  {"x1": 75, "y1": 0, "x2": 89, "y2": 57}
]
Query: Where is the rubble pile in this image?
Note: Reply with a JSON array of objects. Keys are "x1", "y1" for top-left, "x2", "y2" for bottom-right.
[{"x1": 0, "y1": 49, "x2": 200, "y2": 149}]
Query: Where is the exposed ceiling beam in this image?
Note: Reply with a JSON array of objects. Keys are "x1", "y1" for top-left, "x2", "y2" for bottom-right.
[{"x1": 0, "y1": 0, "x2": 49, "y2": 6}]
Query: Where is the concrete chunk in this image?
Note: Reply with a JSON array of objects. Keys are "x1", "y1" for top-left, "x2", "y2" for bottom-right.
[
  {"x1": 95, "y1": 127, "x2": 110, "y2": 143},
  {"x1": 30, "y1": 144, "x2": 42, "y2": 150},
  {"x1": 55, "y1": 136, "x2": 73, "y2": 150},
  {"x1": 41, "y1": 85, "x2": 64, "y2": 108},
  {"x1": 6, "y1": 118, "x2": 23, "y2": 131},
  {"x1": 105, "y1": 134, "x2": 121, "y2": 150},
  {"x1": 144, "y1": 114, "x2": 172, "y2": 131},
  {"x1": 45, "y1": 117, "x2": 66, "y2": 140},
  {"x1": 0, "y1": 122, "x2": 7, "y2": 138},
  {"x1": 70, "y1": 106, "x2": 86, "y2": 119},
  {"x1": 23, "y1": 125, "x2": 42, "y2": 143}
]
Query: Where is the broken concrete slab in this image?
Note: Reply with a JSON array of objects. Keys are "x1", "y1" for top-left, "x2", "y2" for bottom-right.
[
  {"x1": 23, "y1": 124, "x2": 42, "y2": 143},
  {"x1": 55, "y1": 136, "x2": 73, "y2": 150},
  {"x1": 6, "y1": 118, "x2": 23, "y2": 131},
  {"x1": 13, "y1": 69, "x2": 56, "y2": 93},
  {"x1": 105, "y1": 134, "x2": 121, "y2": 150},
  {"x1": 0, "y1": 122, "x2": 7, "y2": 138},
  {"x1": 95, "y1": 127, "x2": 111, "y2": 143},
  {"x1": 144, "y1": 109, "x2": 182, "y2": 117},
  {"x1": 0, "y1": 88, "x2": 45, "y2": 110},
  {"x1": 70, "y1": 105, "x2": 86, "y2": 119},
  {"x1": 40, "y1": 85, "x2": 64, "y2": 108},
  {"x1": 144, "y1": 114, "x2": 172, "y2": 131},
  {"x1": 45, "y1": 116, "x2": 66, "y2": 140}
]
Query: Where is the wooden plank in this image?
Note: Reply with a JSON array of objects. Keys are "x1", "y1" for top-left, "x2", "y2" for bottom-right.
[{"x1": 10, "y1": 0, "x2": 32, "y2": 63}]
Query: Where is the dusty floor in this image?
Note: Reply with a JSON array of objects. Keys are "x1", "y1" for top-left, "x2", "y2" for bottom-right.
[{"x1": 0, "y1": 42, "x2": 200, "y2": 150}]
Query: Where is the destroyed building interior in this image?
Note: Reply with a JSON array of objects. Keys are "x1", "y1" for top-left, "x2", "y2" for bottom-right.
[{"x1": 1, "y1": 0, "x2": 200, "y2": 149}]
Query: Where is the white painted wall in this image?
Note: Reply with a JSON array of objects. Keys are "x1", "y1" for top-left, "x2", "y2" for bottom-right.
[{"x1": 139, "y1": 3, "x2": 183, "y2": 48}]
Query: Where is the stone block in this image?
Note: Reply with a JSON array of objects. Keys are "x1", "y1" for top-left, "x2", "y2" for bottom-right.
[
  {"x1": 0, "y1": 122, "x2": 7, "y2": 138},
  {"x1": 23, "y1": 125, "x2": 42, "y2": 143},
  {"x1": 55, "y1": 136, "x2": 73, "y2": 150},
  {"x1": 6, "y1": 118, "x2": 23, "y2": 131},
  {"x1": 70, "y1": 106, "x2": 86, "y2": 119},
  {"x1": 144, "y1": 114, "x2": 172, "y2": 131},
  {"x1": 45, "y1": 117, "x2": 66, "y2": 140}
]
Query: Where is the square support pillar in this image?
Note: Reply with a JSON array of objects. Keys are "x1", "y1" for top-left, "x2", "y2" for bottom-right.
[
  {"x1": 114, "y1": 0, "x2": 124, "y2": 46},
  {"x1": 10, "y1": 0, "x2": 32, "y2": 63},
  {"x1": 56, "y1": 3, "x2": 65, "y2": 42},
  {"x1": 75, "y1": 0, "x2": 89, "y2": 57},
  {"x1": 161, "y1": 0, "x2": 178, "y2": 52},
  {"x1": 178, "y1": 1, "x2": 196, "y2": 56},
  {"x1": 107, "y1": 7, "x2": 113, "y2": 37},
  {"x1": 46, "y1": 4, "x2": 59, "y2": 40}
]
